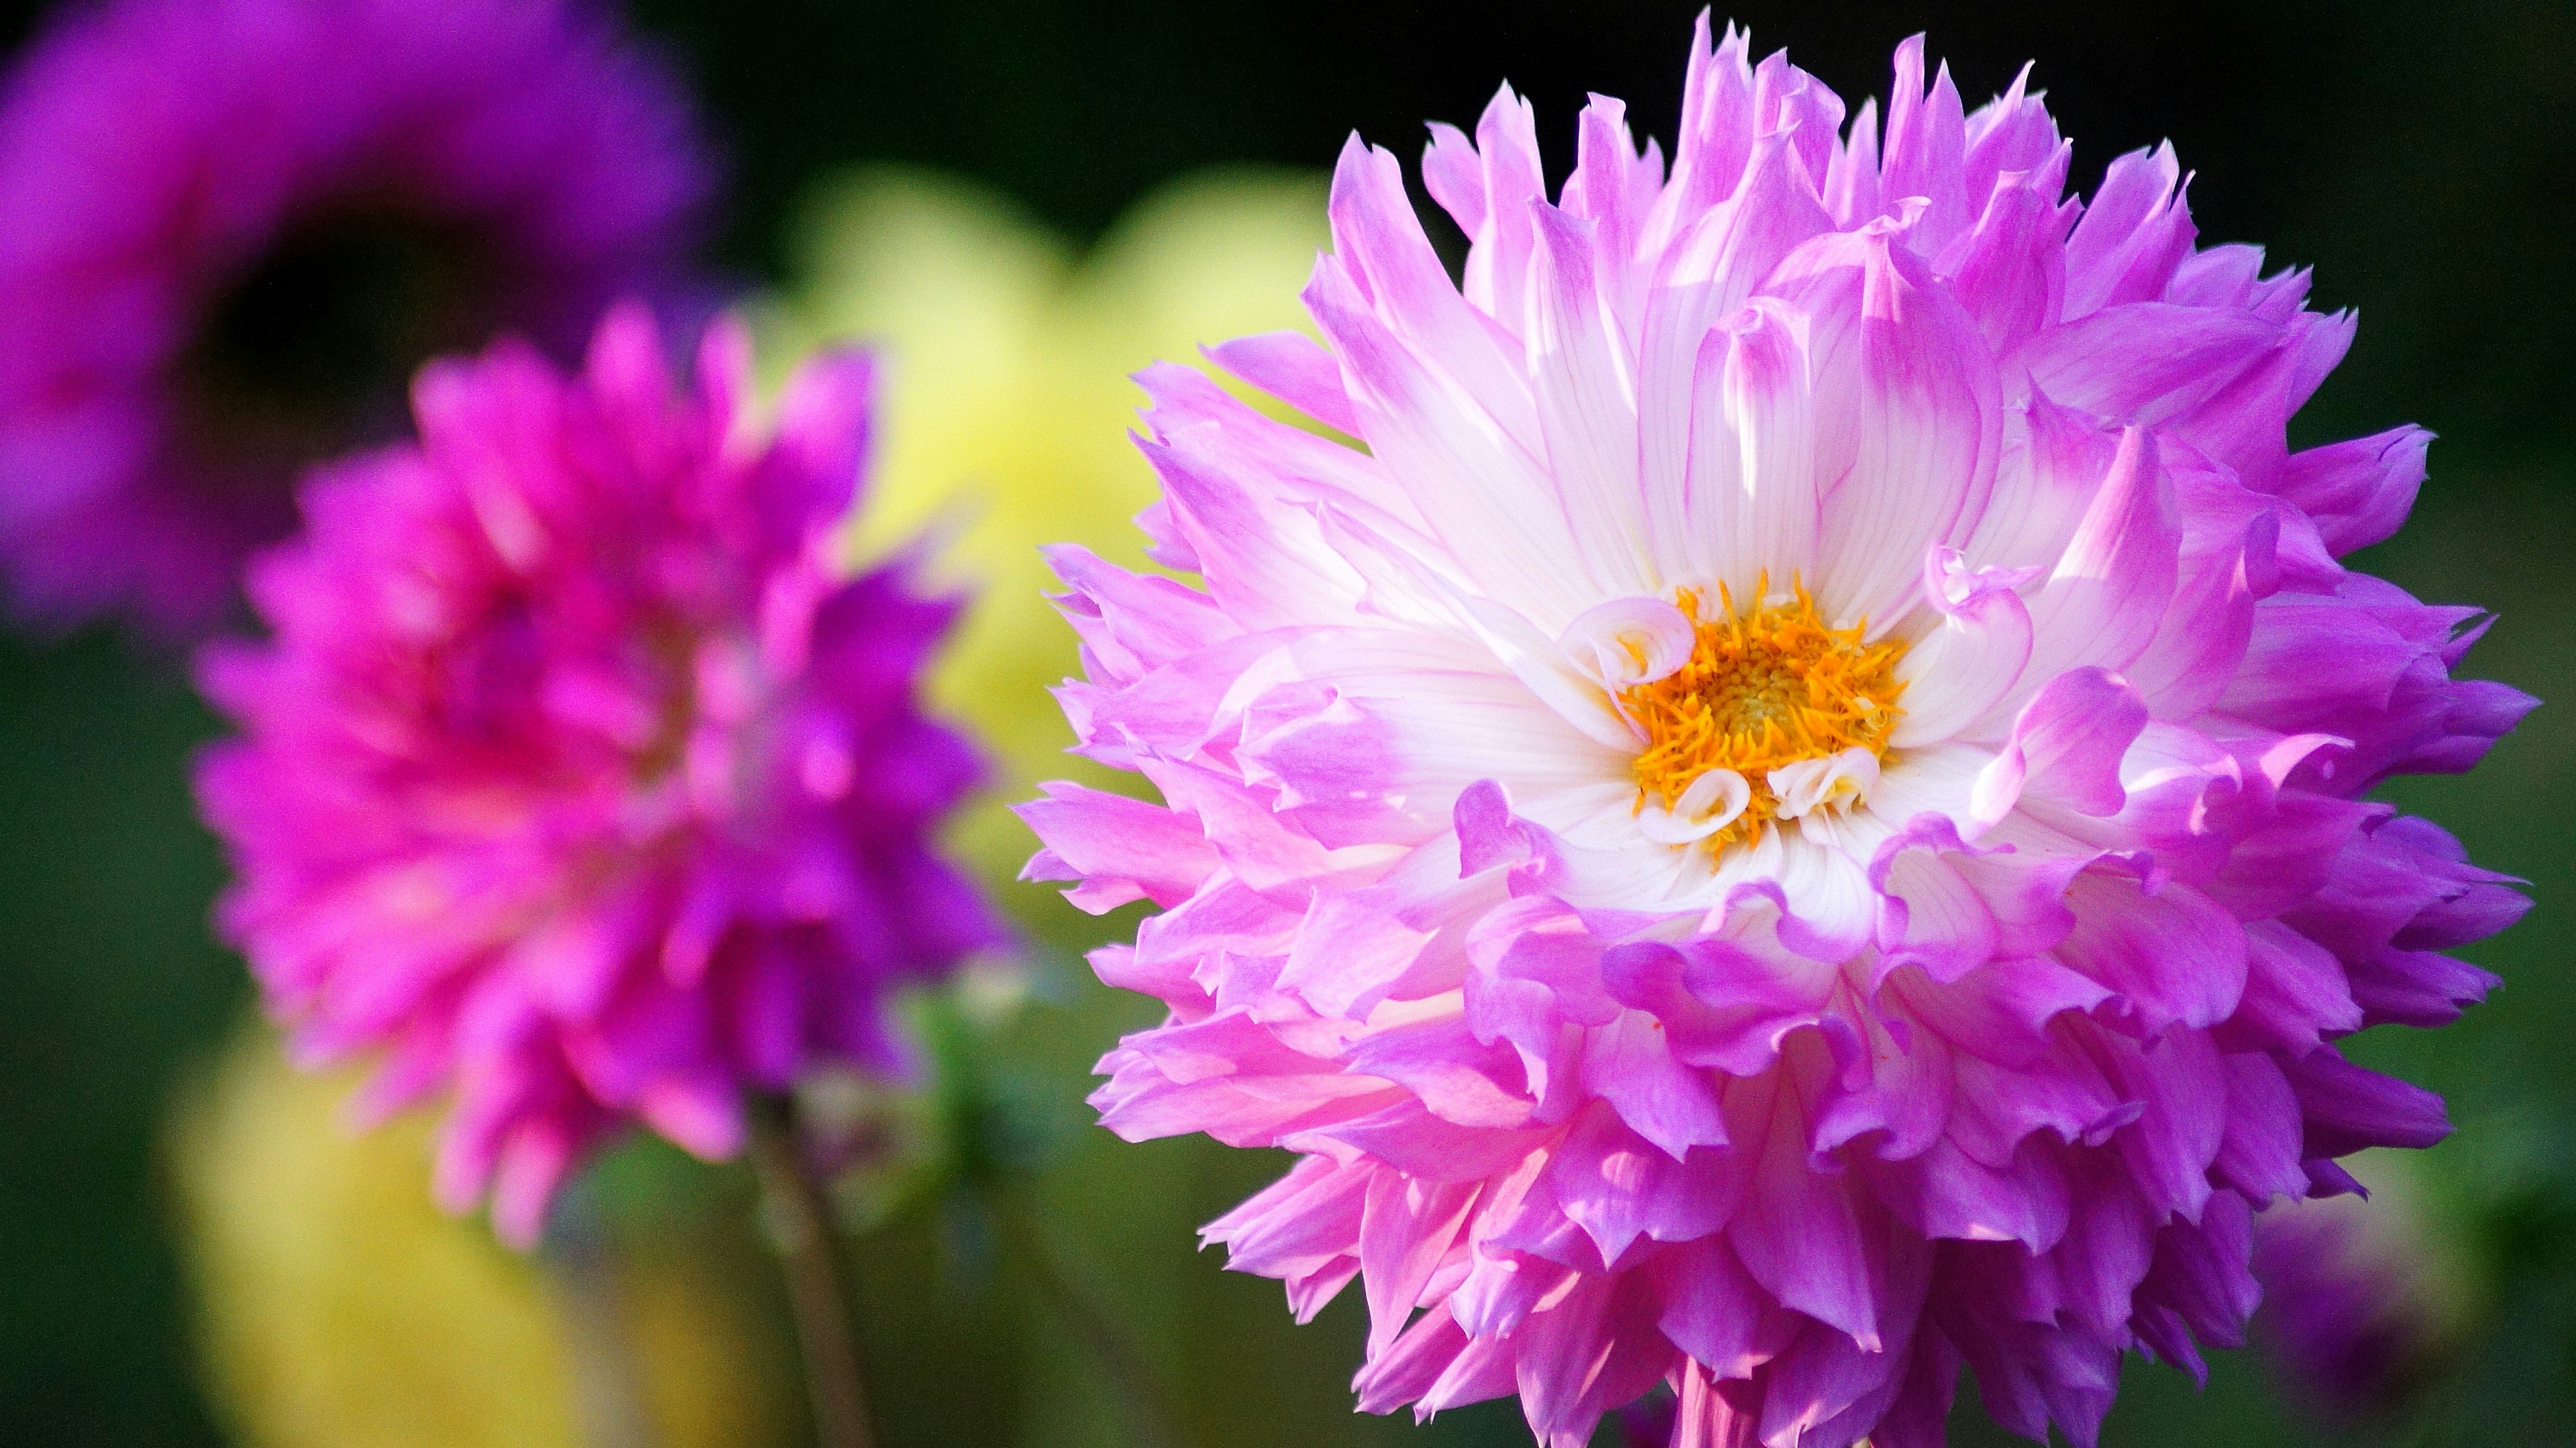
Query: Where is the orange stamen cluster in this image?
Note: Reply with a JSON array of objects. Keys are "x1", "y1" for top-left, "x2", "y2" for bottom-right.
[{"x1": 1619, "y1": 576, "x2": 1908, "y2": 854}]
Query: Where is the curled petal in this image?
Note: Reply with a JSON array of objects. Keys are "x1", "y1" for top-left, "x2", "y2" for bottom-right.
[
  {"x1": 1564, "y1": 594, "x2": 1699, "y2": 688},
  {"x1": 1768, "y1": 747, "x2": 1879, "y2": 821},
  {"x1": 1638, "y1": 768, "x2": 1754, "y2": 843}
]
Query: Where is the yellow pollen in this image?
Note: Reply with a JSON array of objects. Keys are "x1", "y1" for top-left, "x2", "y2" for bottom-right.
[{"x1": 1619, "y1": 575, "x2": 1908, "y2": 854}]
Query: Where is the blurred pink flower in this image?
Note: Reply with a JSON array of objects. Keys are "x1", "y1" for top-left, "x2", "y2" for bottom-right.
[
  {"x1": 1022, "y1": 20, "x2": 2530, "y2": 1448},
  {"x1": 0, "y1": 0, "x2": 714, "y2": 638},
  {"x1": 199, "y1": 304, "x2": 1004, "y2": 1245}
]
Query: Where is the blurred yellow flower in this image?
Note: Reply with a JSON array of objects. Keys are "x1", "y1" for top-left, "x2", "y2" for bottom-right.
[
  {"x1": 170, "y1": 1023, "x2": 790, "y2": 1448},
  {"x1": 758, "y1": 166, "x2": 1328, "y2": 900}
]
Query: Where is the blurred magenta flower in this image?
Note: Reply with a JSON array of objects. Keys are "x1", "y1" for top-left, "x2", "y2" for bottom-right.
[
  {"x1": 0, "y1": 0, "x2": 714, "y2": 638},
  {"x1": 197, "y1": 304, "x2": 1004, "y2": 1245},
  {"x1": 1022, "y1": 19, "x2": 2530, "y2": 1448},
  {"x1": 2252, "y1": 1170, "x2": 2455, "y2": 1424}
]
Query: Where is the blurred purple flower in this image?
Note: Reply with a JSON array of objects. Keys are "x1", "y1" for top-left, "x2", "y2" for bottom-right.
[
  {"x1": 2253, "y1": 1188, "x2": 2448, "y2": 1423},
  {"x1": 0, "y1": 0, "x2": 714, "y2": 638},
  {"x1": 1617, "y1": 1392, "x2": 1677, "y2": 1448},
  {"x1": 197, "y1": 304, "x2": 1005, "y2": 1245}
]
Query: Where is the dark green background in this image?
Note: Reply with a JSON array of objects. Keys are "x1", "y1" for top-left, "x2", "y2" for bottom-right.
[{"x1": 1, "y1": 1, "x2": 2568, "y2": 1444}]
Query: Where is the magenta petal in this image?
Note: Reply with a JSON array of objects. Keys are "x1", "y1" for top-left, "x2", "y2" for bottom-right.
[
  {"x1": 1581, "y1": 1009, "x2": 1730, "y2": 1160},
  {"x1": 2276, "y1": 425, "x2": 2429, "y2": 556},
  {"x1": 1205, "y1": 329, "x2": 1363, "y2": 436},
  {"x1": 1971, "y1": 666, "x2": 2149, "y2": 825},
  {"x1": 1017, "y1": 781, "x2": 1219, "y2": 911},
  {"x1": 2282, "y1": 1050, "x2": 2451, "y2": 1156},
  {"x1": 1548, "y1": 1104, "x2": 1743, "y2": 1262}
]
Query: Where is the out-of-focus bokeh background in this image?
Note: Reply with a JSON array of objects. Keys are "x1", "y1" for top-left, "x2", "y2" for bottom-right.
[{"x1": 1, "y1": 1, "x2": 2568, "y2": 1445}]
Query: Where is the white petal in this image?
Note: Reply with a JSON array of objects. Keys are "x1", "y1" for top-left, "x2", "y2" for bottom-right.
[
  {"x1": 1766, "y1": 231, "x2": 1999, "y2": 633},
  {"x1": 1697, "y1": 299, "x2": 1824, "y2": 600},
  {"x1": 1548, "y1": 822, "x2": 1711, "y2": 909},
  {"x1": 1770, "y1": 827, "x2": 1878, "y2": 947},
  {"x1": 1440, "y1": 584, "x2": 1643, "y2": 751},
  {"x1": 1525, "y1": 779, "x2": 1656, "y2": 847},
  {"x1": 1888, "y1": 549, "x2": 2036, "y2": 748},
  {"x1": 1862, "y1": 743, "x2": 1992, "y2": 832},
  {"x1": 1528, "y1": 204, "x2": 1660, "y2": 600}
]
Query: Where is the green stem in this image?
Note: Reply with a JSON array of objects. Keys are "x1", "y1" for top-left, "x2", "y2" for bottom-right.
[
  {"x1": 749, "y1": 1096, "x2": 877, "y2": 1448},
  {"x1": 990, "y1": 1186, "x2": 1187, "y2": 1448},
  {"x1": 542, "y1": 1184, "x2": 663, "y2": 1448}
]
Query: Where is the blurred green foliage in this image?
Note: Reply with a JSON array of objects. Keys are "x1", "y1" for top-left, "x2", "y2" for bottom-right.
[{"x1": 1, "y1": 1, "x2": 2569, "y2": 1445}]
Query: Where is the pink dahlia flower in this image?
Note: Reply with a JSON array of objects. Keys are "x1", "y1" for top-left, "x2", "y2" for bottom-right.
[
  {"x1": 198, "y1": 304, "x2": 1004, "y2": 1245},
  {"x1": 1022, "y1": 21, "x2": 2533, "y2": 1448},
  {"x1": 0, "y1": 0, "x2": 714, "y2": 638}
]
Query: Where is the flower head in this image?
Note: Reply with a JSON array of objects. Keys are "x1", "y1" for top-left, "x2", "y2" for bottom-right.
[
  {"x1": 0, "y1": 0, "x2": 714, "y2": 638},
  {"x1": 198, "y1": 304, "x2": 1004, "y2": 1245},
  {"x1": 1024, "y1": 21, "x2": 2533, "y2": 1448}
]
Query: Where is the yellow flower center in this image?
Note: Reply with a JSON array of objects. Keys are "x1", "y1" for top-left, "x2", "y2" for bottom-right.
[{"x1": 1618, "y1": 577, "x2": 1908, "y2": 854}]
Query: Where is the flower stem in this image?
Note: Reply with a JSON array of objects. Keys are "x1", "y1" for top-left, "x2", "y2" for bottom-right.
[
  {"x1": 542, "y1": 1182, "x2": 662, "y2": 1448},
  {"x1": 749, "y1": 1095, "x2": 876, "y2": 1448},
  {"x1": 989, "y1": 1186, "x2": 1187, "y2": 1448}
]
